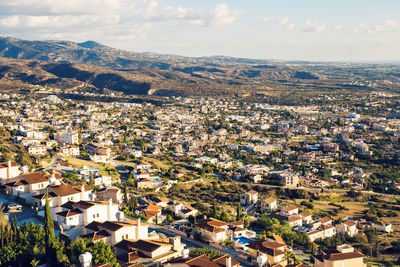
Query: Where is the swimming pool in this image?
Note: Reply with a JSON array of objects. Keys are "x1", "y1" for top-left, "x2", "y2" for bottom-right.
[{"x1": 233, "y1": 236, "x2": 254, "y2": 245}]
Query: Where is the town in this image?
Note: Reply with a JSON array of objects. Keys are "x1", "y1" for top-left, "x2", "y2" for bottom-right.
[{"x1": 0, "y1": 91, "x2": 399, "y2": 267}]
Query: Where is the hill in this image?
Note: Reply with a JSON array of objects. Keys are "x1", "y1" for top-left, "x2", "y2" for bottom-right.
[{"x1": 0, "y1": 36, "x2": 399, "y2": 98}]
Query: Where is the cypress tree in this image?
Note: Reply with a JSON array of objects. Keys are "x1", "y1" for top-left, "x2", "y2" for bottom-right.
[
  {"x1": 89, "y1": 172, "x2": 94, "y2": 188},
  {"x1": 236, "y1": 203, "x2": 241, "y2": 221},
  {"x1": 212, "y1": 201, "x2": 217, "y2": 218},
  {"x1": 123, "y1": 185, "x2": 128, "y2": 206},
  {"x1": 44, "y1": 188, "x2": 55, "y2": 263}
]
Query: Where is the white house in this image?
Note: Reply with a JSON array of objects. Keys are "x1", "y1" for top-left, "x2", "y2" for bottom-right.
[
  {"x1": 59, "y1": 145, "x2": 80, "y2": 157},
  {"x1": 83, "y1": 218, "x2": 148, "y2": 245},
  {"x1": 240, "y1": 190, "x2": 258, "y2": 205},
  {"x1": 0, "y1": 161, "x2": 21, "y2": 183},
  {"x1": 336, "y1": 220, "x2": 358, "y2": 237},
  {"x1": 33, "y1": 183, "x2": 92, "y2": 209},
  {"x1": 56, "y1": 132, "x2": 79, "y2": 145},
  {"x1": 260, "y1": 197, "x2": 277, "y2": 212},
  {"x1": 56, "y1": 199, "x2": 120, "y2": 230},
  {"x1": 371, "y1": 222, "x2": 392, "y2": 233},
  {"x1": 195, "y1": 218, "x2": 228, "y2": 242}
]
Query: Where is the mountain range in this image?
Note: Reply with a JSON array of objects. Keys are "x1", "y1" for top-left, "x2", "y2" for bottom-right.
[{"x1": 0, "y1": 36, "x2": 398, "y2": 97}]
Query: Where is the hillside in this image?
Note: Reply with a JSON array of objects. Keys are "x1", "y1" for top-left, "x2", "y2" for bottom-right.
[{"x1": 0, "y1": 36, "x2": 399, "y2": 97}]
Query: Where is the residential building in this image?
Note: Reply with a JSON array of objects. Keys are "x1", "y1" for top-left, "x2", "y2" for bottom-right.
[
  {"x1": 260, "y1": 197, "x2": 277, "y2": 212},
  {"x1": 195, "y1": 218, "x2": 228, "y2": 242},
  {"x1": 55, "y1": 199, "x2": 120, "y2": 230},
  {"x1": 240, "y1": 190, "x2": 258, "y2": 205},
  {"x1": 28, "y1": 145, "x2": 47, "y2": 156},
  {"x1": 59, "y1": 145, "x2": 80, "y2": 157},
  {"x1": 83, "y1": 218, "x2": 148, "y2": 245},
  {"x1": 247, "y1": 238, "x2": 286, "y2": 266},
  {"x1": 314, "y1": 244, "x2": 366, "y2": 267},
  {"x1": 336, "y1": 220, "x2": 358, "y2": 237},
  {"x1": 56, "y1": 132, "x2": 79, "y2": 145},
  {"x1": 162, "y1": 254, "x2": 239, "y2": 267},
  {"x1": 0, "y1": 161, "x2": 21, "y2": 182},
  {"x1": 96, "y1": 187, "x2": 123, "y2": 204},
  {"x1": 371, "y1": 221, "x2": 392, "y2": 233}
]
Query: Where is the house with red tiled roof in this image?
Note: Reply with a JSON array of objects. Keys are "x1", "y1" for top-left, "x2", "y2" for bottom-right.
[
  {"x1": 4, "y1": 172, "x2": 62, "y2": 196},
  {"x1": 240, "y1": 190, "x2": 258, "y2": 205},
  {"x1": 135, "y1": 203, "x2": 164, "y2": 224},
  {"x1": 82, "y1": 219, "x2": 149, "y2": 245},
  {"x1": 195, "y1": 217, "x2": 229, "y2": 242},
  {"x1": 55, "y1": 199, "x2": 120, "y2": 230},
  {"x1": 32, "y1": 183, "x2": 92, "y2": 209},
  {"x1": 0, "y1": 160, "x2": 21, "y2": 182},
  {"x1": 314, "y1": 244, "x2": 366, "y2": 267},
  {"x1": 336, "y1": 220, "x2": 358, "y2": 237},
  {"x1": 247, "y1": 238, "x2": 287, "y2": 266},
  {"x1": 162, "y1": 254, "x2": 239, "y2": 267},
  {"x1": 307, "y1": 224, "x2": 336, "y2": 242},
  {"x1": 116, "y1": 236, "x2": 184, "y2": 262}
]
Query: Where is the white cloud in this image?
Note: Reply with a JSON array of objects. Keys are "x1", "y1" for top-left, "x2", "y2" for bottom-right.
[
  {"x1": 285, "y1": 23, "x2": 295, "y2": 32},
  {"x1": 304, "y1": 19, "x2": 327, "y2": 32},
  {"x1": 332, "y1": 24, "x2": 343, "y2": 31},
  {"x1": 0, "y1": 0, "x2": 242, "y2": 42},
  {"x1": 278, "y1": 16, "x2": 290, "y2": 25},
  {"x1": 207, "y1": 4, "x2": 241, "y2": 27},
  {"x1": 352, "y1": 20, "x2": 400, "y2": 34}
]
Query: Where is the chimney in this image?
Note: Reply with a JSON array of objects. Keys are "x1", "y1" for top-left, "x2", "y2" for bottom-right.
[
  {"x1": 80, "y1": 184, "x2": 85, "y2": 200},
  {"x1": 170, "y1": 236, "x2": 181, "y2": 251},
  {"x1": 136, "y1": 218, "x2": 141, "y2": 240},
  {"x1": 107, "y1": 198, "x2": 112, "y2": 220},
  {"x1": 7, "y1": 160, "x2": 11, "y2": 179},
  {"x1": 226, "y1": 256, "x2": 232, "y2": 267}
]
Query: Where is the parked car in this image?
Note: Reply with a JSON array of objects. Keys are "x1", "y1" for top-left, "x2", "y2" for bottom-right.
[{"x1": 6, "y1": 203, "x2": 22, "y2": 212}]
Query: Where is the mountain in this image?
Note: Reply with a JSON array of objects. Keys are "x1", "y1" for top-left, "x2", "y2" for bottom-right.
[{"x1": 0, "y1": 36, "x2": 398, "y2": 98}]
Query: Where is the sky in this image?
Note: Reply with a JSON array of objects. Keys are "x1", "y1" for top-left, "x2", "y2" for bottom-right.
[{"x1": 0, "y1": 0, "x2": 399, "y2": 62}]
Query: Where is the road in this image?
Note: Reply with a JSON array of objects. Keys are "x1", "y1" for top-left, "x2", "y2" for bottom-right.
[{"x1": 149, "y1": 225, "x2": 250, "y2": 267}]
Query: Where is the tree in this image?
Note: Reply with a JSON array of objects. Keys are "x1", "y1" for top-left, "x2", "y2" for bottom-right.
[
  {"x1": 212, "y1": 201, "x2": 217, "y2": 218},
  {"x1": 284, "y1": 250, "x2": 295, "y2": 265},
  {"x1": 30, "y1": 258, "x2": 40, "y2": 267},
  {"x1": 88, "y1": 172, "x2": 94, "y2": 188},
  {"x1": 123, "y1": 185, "x2": 129, "y2": 206},
  {"x1": 66, "y1": 238, "x2": 119, "y2": 267},
  {"x1": 236, "y1": 203, "x2": 241, "y2": 221},
  {"x1": 189, "y1": 247, "x2": 222, "y2": 258},
  {"x1": 44, "y1": 189, "x2": 55, "y2": 265}
]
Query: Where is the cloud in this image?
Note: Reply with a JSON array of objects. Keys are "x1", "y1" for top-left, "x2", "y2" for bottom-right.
[
  {"x1": 304, "y1": 19, "x2": 327, "y2": 32},
  {"x1": 278, "y1": 16, "x2": 290, "y2": 25},
  {"x1": 207, "y1": 3, "x2": 241, "y2": 27},
  {"x1": 285, "y1": 23, "x2": 295, "y2": 32},
  {"x1": 0, "y1": 0, "x2": 241, "y2": 42},
  {"x1": 351, "y1": 20, "x2": 400, "y2": 34},
  {"x1": 332, "y1": 24, "x2": 343, "y2": 31}
]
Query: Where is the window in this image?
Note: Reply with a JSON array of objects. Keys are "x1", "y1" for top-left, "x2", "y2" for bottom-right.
[
  {"x1": 93, "y1": 215, "x2": 96, "y2": 219},
  {"x1": 97, "y1": 214, "x2": 99, "y2": 218},
  {"x1": 126, "y1": 234, "x2": 128, "y2": 239}
]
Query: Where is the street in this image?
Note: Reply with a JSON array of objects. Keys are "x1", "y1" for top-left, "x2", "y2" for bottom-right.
[{"x1": 149, "y1": 225, "x2": 250, "y2": 266}]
